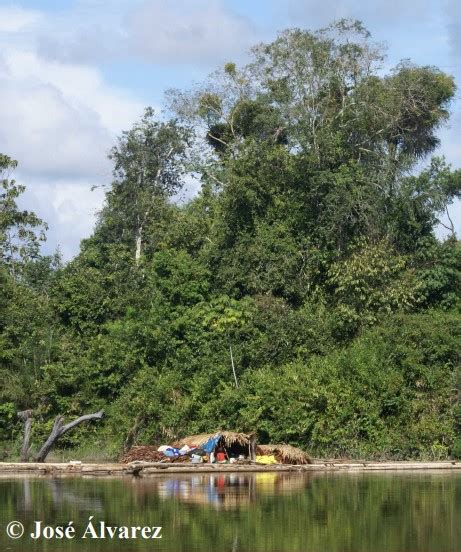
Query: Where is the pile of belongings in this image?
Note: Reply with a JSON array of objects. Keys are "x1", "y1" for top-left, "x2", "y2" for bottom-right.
[
  {"x1": 120, "y1": 444, "x2": 208, "y2": 464},
  {"x1": 158, "y1": 445, "x2": 182, "y2": 457},
  {"x1": 158, "y1": 444, "x2": 207, "y2": 463}
]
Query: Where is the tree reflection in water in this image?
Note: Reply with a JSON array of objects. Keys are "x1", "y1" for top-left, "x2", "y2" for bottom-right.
[{"x1": 0, "y1": 472, "x2": 459, "y2": 551}]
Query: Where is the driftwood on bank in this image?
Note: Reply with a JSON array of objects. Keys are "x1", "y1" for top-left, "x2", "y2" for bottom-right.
[{"x1": 34, "y1": 410, "x2": 104, "y2": 463}]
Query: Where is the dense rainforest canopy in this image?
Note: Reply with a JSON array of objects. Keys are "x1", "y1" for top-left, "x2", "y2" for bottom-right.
[{"x1": 1, "y1": 21, "x2": 460, "y2": 460}]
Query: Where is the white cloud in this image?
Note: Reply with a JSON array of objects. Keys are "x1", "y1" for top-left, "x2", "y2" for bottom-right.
[
  {"x1": 23, "y1": 0, "x2": 256, "y2": 67},
  {"x1": 0, "y1": 5, "x2": 42, "y2": 33},
  {"x1": 123, "y1": 0, "x2": 256, "y2": 65},
  {"x1": 4, "y1": 48, "x2": 142, "y2": 129},
  {"x1": 17, "y1": 178, "x2": 106, "y2": 261},
  {"x1": 0, "y1": 71, "x2": 112, "y2": 179},
  {"x1": 0, "y1": 46, "x2": 143, "y2": 194},
  {"x1": 35, "y1": 1, "x2": 129, "y2": 64},
  {"x1": 0, "y1": 5, "x2": 145, "y2": 259},
  {"x1": 283, "y1": 0, "x2": 432, "y2": 26}
]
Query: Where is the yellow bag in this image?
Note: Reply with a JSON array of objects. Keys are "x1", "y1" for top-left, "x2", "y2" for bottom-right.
[{"x1": 256, "y1": 455, "x2": 278, "y2": 465}]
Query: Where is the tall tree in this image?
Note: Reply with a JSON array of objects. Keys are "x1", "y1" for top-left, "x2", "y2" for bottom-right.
[
  {"x1": 101, "y1": 108, "x2": 190, "y2": 265},
  {"x1": 167, "y1": 19, "x2": 458, "y2": 300},
  {"x1": 0, "y1": 154, "x2": 47, "y2": 279}
]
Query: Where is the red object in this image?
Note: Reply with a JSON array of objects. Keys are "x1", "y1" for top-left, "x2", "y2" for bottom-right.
[{"x1": 216, "y1": 452, "x2": 226, "y2": 462}]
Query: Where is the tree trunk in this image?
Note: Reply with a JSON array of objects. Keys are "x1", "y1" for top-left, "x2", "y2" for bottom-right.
[
  {"x1": 249, "y1": 433, "x2": 257, "y2": 461},
  {"x1": 135, "y1": 224, "x2": 143, "y2": 266},
  {"x1": 34, "y1": 410, "x2": 104, "y2": 463},
  {"x1": 123, "y1": 414, "x2": 145, "y2": 453},
  {"x1": 18, "y1": 410, "x2": 33, "y2": 462},
  {"x1": 229, "y1": 341, "x2": 238, "y2": 388}
]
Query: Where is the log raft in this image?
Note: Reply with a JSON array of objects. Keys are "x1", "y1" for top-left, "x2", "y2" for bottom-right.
[{"x1": 0, "y1": 460, "x2": 460, "y2": 477}]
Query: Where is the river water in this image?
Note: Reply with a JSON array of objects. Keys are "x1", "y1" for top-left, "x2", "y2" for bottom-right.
[{"x1": 0, "y1": 471, "x2": 460, "y2": 551}]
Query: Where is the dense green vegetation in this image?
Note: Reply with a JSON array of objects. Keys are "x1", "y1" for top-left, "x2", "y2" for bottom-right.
[{"x1": 1, "y1": 21, "x2": 460, "y2": 460}]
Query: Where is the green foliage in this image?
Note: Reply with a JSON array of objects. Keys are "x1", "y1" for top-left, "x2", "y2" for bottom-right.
[
  {"x1": 0, "y1": 402, "x2": 16, "y2": 442},
  {"x1": 414, "y1": 236, "x2": 461, "y2": 309},
  {"x1": 0, "y1": 154, "x2": 47, "y2": 279},
  {"x1": 151, "y1": 249, "x2": 211, "y2": 306},
  {"x1": 1, "y1": 20, "x2": 460, "y2": 461},
  {"x1": 327, "y1": 240, "x2": 422, "y2": 333}
]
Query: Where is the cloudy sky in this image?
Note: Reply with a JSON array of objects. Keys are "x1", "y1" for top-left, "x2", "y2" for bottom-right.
[{"x1": 1, "y1": 0, "x2": 460, "y2": 260}]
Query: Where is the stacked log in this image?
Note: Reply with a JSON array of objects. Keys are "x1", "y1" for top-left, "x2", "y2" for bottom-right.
[{"x1": 120, "y1": 446, "x2": 165, "y2": 463}]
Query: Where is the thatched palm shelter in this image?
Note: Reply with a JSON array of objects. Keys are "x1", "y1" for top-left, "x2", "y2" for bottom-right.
[
  {"x1": 176, "y1": 431, "x2": 257, "y2": 461},
  {"x1": 256, "y1": 444, "x2": 312, "y2": 465}
]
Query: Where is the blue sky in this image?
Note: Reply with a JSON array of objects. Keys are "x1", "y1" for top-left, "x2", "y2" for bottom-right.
[{"x1": 0, "y1": 0, "x2": 460, "y2": 259}]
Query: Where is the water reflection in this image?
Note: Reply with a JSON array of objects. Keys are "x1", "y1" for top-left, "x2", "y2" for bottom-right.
[
  {"x1": 0, "y1": 472, "x2": 460, "y2": 551},
  {"x1": 128, "y1": 472, "x2": 312, "y2": 510},
  {"x1": 15, "y1": 478, "x2": 103, "y2": 513}
]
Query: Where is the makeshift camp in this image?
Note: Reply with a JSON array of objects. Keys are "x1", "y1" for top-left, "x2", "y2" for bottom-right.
[
  {"x1": 256, "y1": 444, "x2": 312, "y2": 465},
  {"x1": 121, "y1": 435, "x2": 311, "y2": 465},
  {"x1": 175, "y1": 431, "x2": 257, "y2": 461}
]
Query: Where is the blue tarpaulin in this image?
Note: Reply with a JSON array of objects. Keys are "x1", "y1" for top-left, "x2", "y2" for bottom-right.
[{"x1": 202, "y1": 433, "x2": 221, "y2": 454}]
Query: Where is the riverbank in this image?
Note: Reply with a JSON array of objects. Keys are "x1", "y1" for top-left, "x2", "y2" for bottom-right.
[{"x1": 0, "y1": 460, "x2": 460, "y2": 477}]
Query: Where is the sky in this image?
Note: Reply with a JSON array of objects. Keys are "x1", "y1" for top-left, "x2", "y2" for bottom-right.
[{"x1": 0, "y1": 0, "x2": 460, "y2": 260}]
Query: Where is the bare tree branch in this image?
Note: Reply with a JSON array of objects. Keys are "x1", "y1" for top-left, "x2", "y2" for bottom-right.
[
  {"x1": 34, "y1": 410, "x2": 104, "y2": 463},
  {"x1": 445, "y1": 206, "x2": 456, "y2": 236}
]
